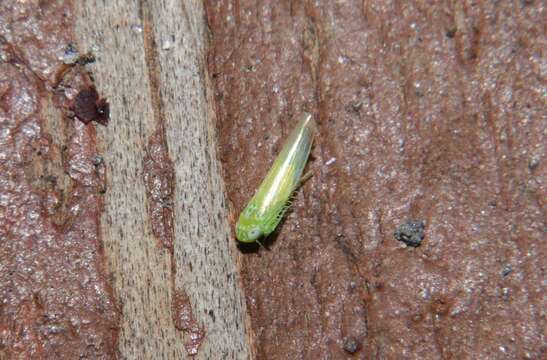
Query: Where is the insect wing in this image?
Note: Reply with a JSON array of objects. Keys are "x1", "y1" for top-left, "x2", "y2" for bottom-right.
[{"x1": 255, "y1": 112, "x2": 316, "y2": 216}]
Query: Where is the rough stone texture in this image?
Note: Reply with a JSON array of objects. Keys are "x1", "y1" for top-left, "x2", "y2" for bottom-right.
[
  {"x1": 0, "y1": 1, "x2": 119, "y2": 358},
  {"x1": 206, "y1": 1, "x2": 545, "y2": 359}
]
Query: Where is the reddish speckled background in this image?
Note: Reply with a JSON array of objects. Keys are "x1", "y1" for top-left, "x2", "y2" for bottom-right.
[
  {"x1": 1, "y1": 0, "x2": 545, "y2": 358},
  {"x1": 206, "y1": 1, "x2": 545, "y2": 359},
  {"x1": 0, "y1": 1, "x2": 118, "y2": 358}
]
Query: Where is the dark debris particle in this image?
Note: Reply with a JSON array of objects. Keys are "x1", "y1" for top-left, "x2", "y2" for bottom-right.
[
  {"x1": 343, "y1": 337, "x2": 360, "y2": 354},
  {"x1": 528, "y1": 156, "x2": 540, "y2": 171},
  {"x1": 76, "y1": 52, "x2": 96, "y2": 65},
  {"x1": 208, "y1": 309, "x2": 215, "y2": 322},
  {"x1": 394, "y1": 219, "x2": 425, "y2": 247},
  {"x1": 72, "y1": 86, "x2": 109, "y2": 126},
  {"x1": 446, "y1": 27, "x2": 457, "y2": 38},
  {"x1": 63, "y1": 43, "x2": 79, "y2": 64},
  {"x1": 345, "y1": 100, "x2": 363, "y2": 114},
  {"x1": 501, "y1": 264, "x2": 512, "y2": 277},
  {"x1": 62, "y1": 44, "x2": 95, "y2": 66},
  {"x1": 93, "y1": 155, "x2": 103, "y2": 166}
]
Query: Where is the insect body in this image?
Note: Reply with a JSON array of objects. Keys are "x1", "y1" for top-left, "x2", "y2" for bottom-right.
[{"x1": 236, "y1": 112, "x2": 317, "y2": 243}]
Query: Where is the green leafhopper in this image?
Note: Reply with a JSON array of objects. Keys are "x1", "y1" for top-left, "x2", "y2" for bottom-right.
[{"x1": 235, "y1": 112, "x2": 317, "y2": 244}]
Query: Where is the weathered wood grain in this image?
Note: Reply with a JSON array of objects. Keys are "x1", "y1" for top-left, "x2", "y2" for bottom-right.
[{"x1": 74, "y1": 1, "x2": 251, "y2": 358}]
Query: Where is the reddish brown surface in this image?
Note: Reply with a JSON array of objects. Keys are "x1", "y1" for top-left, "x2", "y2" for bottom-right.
[
  {"x1": 172, "y1": 290, "x2": 205, "y2": 356},
  {"x1": 143, "y1": 128, "x2": 175, "y2": 251},
  {"x1": 206, "y1": 1, "x2": 545, "y2": 359},
  {"x1": 0, "y1": 1, "x2": 119, "y2": 359}
]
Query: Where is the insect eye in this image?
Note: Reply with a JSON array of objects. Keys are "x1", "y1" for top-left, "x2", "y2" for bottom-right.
[{"x1": 247, "y1": 227, "x2": 262, "y2": 241}]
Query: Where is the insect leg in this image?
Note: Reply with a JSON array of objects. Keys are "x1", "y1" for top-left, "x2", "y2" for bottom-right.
[
  {"x1": 255, "y1": 238, "x2": 266, "y2": 250},
  {"x1": 297, "y1": 169, "x2": 314, "y2": 188}
]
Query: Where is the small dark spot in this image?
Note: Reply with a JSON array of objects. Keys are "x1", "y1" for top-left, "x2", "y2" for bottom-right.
[
  {"x1": 501, "y1": 264, "x2": 512, "y2": 277},
  {"x1": 208, "y1": 309, "x2": 215, "y2": 322},
  {"x1": 430, "y1": 296, "x2": 450, "y2": 316},
  {"x1": 77, "y1": 52, "x2": 96, "y2": 65},
  {"x1": 394, "y1": 219, "x2": 425, "y2": 247},
  {"x1": 65, "y1": 43, "x2": 76, "y2": 54},
  {"x1": 310, "y1": 271, "x2": 318, "y2": 287},
  {"x1": 343, "y1": 337, "x2": 360, "y2": 354},
  {"x1": 93, "y1": 155, "x2": 103, "y2": 166},
  {"x1": 412, "y1": 313, "x2": 424, "y2": 322},
  {"x1": 62, "y1": 44, "x2": 95, "y2": 66},
  {"x1": 446, "y1": 28, "x2": 457, "y2": 38},
  {"x1": 528, "y1": 156, "x2": 540, "y2": 171},
  {"x1": 44, "y1": 175, "x2": 57, "y2": 186},
  {"x1": 345, "y1": 100, "x2": 362, "y2": 115},
  {"x1": 371, "y1": 281, "x2": 384, "y2": 292},
  {"x1": 349, "y1": 281, "x2": 357, "y2": 290},
  {"x1": 72, "y1": 86, "x2": 109, "y2": 125},
  {"x1": 62, "y1": 44, "x2": 79, "y2": 64},
  {"x1": 502, "y1": 287, "x2": 511, "y2": 300}
]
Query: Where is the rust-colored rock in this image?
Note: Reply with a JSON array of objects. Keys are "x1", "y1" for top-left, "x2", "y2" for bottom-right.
[
  {"x1": 206, "y1": 1, "x2": 545, "y2": 358},
  {"x1": 0, "y1": 1, "x2": 119, "y2": 358}
]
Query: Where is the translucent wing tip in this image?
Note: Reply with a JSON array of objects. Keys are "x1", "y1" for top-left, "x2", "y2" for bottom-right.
[{"x1": 299, "y1": 112, "x2": 317, "y2": 135}]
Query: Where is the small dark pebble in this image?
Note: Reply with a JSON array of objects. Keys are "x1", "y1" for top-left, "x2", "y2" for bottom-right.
[
  {"x1": 343, "y1": 337, "x2": 360, "y2": 354},
  {"x1": 501, "y1": 264, "x2": 512, "y2": 277},
  {"x1": 394, "y1": 219, "x2": 425, "y2": 247},
  {"x1": 93, "y1": 155, "x2": 103, "y2": 166}
]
